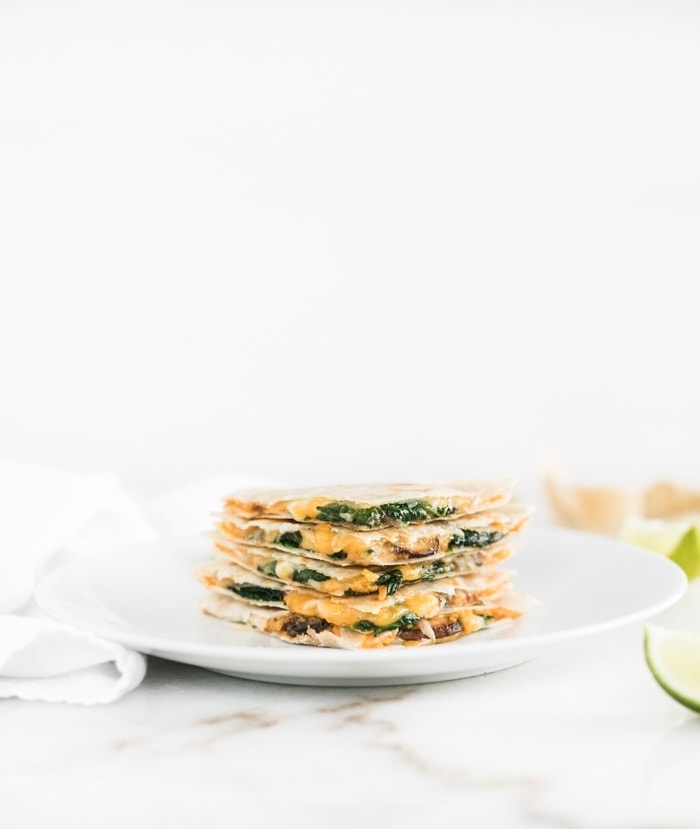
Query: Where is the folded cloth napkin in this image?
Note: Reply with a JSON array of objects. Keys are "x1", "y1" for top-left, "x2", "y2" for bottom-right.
[
  {"x1": 0, "y1": 460, "x2": 272, "y2": 705},
  {"x1": 0, "y1": 460, "x2": 160, "y2": 703},
  {"x1": 0, "y1": 615, "x2": 146, "y2": 704}
]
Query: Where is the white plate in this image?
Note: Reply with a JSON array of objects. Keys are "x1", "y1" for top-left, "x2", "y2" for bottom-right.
[{"x1": 35, "y1": 527, "x2": 686, "y2": 686}]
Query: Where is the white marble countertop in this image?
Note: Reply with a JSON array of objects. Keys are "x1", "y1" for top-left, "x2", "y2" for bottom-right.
[{"x1": 3, "y1": 587, "x2": 700, "y2": 829}]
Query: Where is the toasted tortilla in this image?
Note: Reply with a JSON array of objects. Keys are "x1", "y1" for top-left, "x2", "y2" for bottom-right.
[
  {"x1": 199, "y1": 588, "x2": 532, "y2": 649},
  {"x1": 217, "y1": 503, "x2": 529, "y2": 565},
  {"x1": 223, "y1": 479, "x2": 515, "y2": 528},
  {"x1": 208, "y1": 538, "x2": 514, "y2": 598}
]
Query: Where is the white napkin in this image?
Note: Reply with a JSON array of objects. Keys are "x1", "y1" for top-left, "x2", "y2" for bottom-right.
[
  {"x1": 0, "y1": 460, "x2": 157, "y2": 704},
  {"x1": 0, "y1": 615, "x2": 146, "y2": 704},
  {"x1": 0, "y1": 461, "x2": 273, "y2": 705}
]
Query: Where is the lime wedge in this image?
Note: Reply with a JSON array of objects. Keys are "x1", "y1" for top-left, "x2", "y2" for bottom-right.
[
  {"x1": 669, "y1": 527, "x2": 700, "y2": 581},
  {"x1": 645, "y1": 625, "x2": 700, "y2": 713},
  {"x1": 619, "y1": 518, "x2": 700, "y2": 580},
  {"x1": 619, "y1": 516, "x2": 688, "y2": 555}
]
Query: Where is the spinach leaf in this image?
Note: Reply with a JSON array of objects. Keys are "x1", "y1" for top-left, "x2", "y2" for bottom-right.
[
  {"x1": 316, "y1": 502, "x2": 384, "y2": 528},
  {"x1": 450, "y1": 529, "x2": 503, "y2": 549},
  {"x1": 316, "y1": 499, "x2": 456, "y2": 528},
  {"x1": 328, "y1": 551, "x2": 348, "y2": 560},
  {"x1": 350, "y1": 612, "x2": 422, "y2": 635},
  {"x1": 229, "y1": 583, "x2": 285, "y2": 603},
  {"x1": 375, "y1": 569, "x2": 403, "y2": 595},
  {"x1": 381, "y1": 500, "x2": 454, "y2": 524},
  {"x1": 292, "y1": 567, "x2": 331, "y2": 584},
  {"x1": 351, "y1": 620, "x2": 379, "y2": 632},
  {"x1": 277, "y1": 531, "x2": 303, "y2": 548}
]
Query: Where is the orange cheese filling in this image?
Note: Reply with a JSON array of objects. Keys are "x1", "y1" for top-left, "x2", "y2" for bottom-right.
[{"x1": 284, "y1": 590, "x2": 442, "y2": 629}]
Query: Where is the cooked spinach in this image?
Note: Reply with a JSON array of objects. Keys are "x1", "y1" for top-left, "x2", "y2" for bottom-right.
[
  {"x1": 316, "y1": 499, "x2": 455, "y2": 529},
  {"x1": 316, "y1": 503, "x2": 384, "y2": 527},
  {"x1": 351, "y1": 619, "x2": 380, "y2": 632},
  {"x1": 449, "y1": 529, "x2": 503, "y2": 549},
  {"x1": 375, "y1": 569, "x2": 403, "y2": 595},
  {"x1": 277, "y1": 531, "x2": 302, "y2": 548},
  {"x1": 328, "y1": 551, "x2": 348, "y2": 560},
  {"x1": 257, "y1": 560, "x2": 278, "y2": 578},
  {"x1": 229, "y1": 583, "x2": 285, "y2": 603},
  {"x1": 292, "y1": 567, "x2": 331, "y2": 584},
  {"x1": 381, "y1": 500, "x2": 455, "y2": 524},
  {"x1": 350, "y1": 612, "x2": 422, "y2": 635},
  {"x1": 478, "y1": 614, "x2": 495, "y2": 624}
]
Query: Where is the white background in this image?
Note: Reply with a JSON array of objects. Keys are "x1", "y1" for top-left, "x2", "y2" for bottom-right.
[{"x1": 2, "y1": 1, "x2": 699, "y2": 501}]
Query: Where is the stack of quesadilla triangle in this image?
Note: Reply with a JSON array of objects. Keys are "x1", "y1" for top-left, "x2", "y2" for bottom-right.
[{"x1": 195, "y1": 480, "x2": 534, "y2": 649}]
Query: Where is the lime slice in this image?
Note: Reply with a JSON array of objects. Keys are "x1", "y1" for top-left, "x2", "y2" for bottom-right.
[
  {"x1": 645, "y1": 625, "x2": 700, "y2": 713},
  {"x1": 619, "y1": 518, "x2": 700, "y2": 580},
  {"x1": 619, "y1": 516, "x2": 688, "y2": 555},
  {"x1": 669, "y1": 527, "x2": 700, "y2": 581}
]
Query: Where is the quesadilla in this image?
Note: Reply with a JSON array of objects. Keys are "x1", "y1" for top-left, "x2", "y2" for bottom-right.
[
  {"x1": 206, "y1": 539, "x2": 514, "y2": 598},
  {"x1": 195, "y1": 478, "x2": 535, "y2": 649},
  {"x1": 223, "y1": 479, "x2": 515, "y2": 529},
  {"x1": 199, "y1": 585, "x2": 532, "y2": 649},
  {"x1": 217, "y1": 503, "x2": 529, "y2": 566},
  {"x1": 197, "y1": 555, "x2": 514, "y2": 609}
]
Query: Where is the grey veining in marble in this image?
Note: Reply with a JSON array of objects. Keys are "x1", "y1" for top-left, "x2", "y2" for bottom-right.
[{"x1": 3, "y1": 607, "x2": 700, "y2": 829}]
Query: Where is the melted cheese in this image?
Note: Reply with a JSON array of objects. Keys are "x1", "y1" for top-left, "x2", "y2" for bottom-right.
[
  {"x1": 309, "y1": 522, "x2": 334, "y2": 551},
  {"x1": 288, "y1": 498, "x2": 331, "y2": 521},
  {"x1": 285, "y1": 590, "x2": 442, "y2": 628},
  {"x1": 221, "y1": 522, "x2": 245, "y2": 541},
  {"x1": 305, "y1": 524, "x2": 371, "y2": 557}
]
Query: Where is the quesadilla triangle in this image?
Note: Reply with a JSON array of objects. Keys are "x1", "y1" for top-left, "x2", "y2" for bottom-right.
[
  {"x1": 222, "y1": 479, "x2": 516, "y2": 529},
  {"x1": 194, "y1": 558, "x2": 516, "y2": 622},
  {"x1": 217, "y1": 503, "x2": 530, "y2": 565},
  {"x1": 199, "y1": 588, "x2": 535, "y2": 649},
  {"x1": 208, "y1": 538, "x2": 515, "y2": 598}
]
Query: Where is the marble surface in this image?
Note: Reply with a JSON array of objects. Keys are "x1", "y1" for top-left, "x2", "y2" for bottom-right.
[{"x1": 3, "y1": 590, "x2": 700, "y2": 828}]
